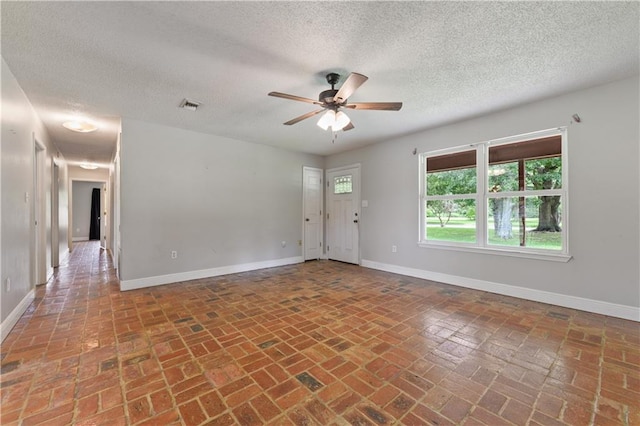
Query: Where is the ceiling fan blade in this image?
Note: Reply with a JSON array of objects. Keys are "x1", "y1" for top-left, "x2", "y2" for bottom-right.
[
  {"x1": 268, "y1": 92, "x2": 321, "y2": 105},
  {"x1": 342, "y1": 122, "x2": 355, "y2": 131},
  {"x1": 333, "y1": 73, "x2": 368, "y2": 103},
  {"x1": 343, "y1": 102, "x2": 403, "y2": 111},
  {"x1": 283, "y1": 109, "x2": 326, "y2": 125}
]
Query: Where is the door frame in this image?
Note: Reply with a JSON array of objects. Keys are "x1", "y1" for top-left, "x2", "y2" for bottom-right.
[
  {"x1": 32, "y1": 137, "x2": 47, "y2": 285},
  {"x1": 326, "y1": 163, "x2": 361, "y2": 265},
  {"x1": 69, "y1": 178, "x2": 109, "y2": 251},
  {"x1": 51, "y1": 159, "x2": 60, "y2": 267},
  {"x1": 302, "y1": 166, "x2": 324, "y2": 260}
]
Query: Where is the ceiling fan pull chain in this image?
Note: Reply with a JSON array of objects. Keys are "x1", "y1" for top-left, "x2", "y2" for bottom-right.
[{"x1": 332, "y1": 130, "x2": 338, "y2": 144}]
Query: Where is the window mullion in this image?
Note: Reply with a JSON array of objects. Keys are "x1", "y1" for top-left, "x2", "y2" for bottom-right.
[
  {"x1": 419, "y1": 154, "x2": 426, "y2": 243},
  {"x1": 477, "y1": 145, "x2": 486, "y2": 248}
]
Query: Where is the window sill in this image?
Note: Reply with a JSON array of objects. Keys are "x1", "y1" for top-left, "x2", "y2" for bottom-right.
[{"x1": 417, "y1": 242, "x2": 572, "y2": 263}]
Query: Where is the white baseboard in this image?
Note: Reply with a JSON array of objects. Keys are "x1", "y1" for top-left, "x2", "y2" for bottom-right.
[
  {"x1": 72, "y1": 237, "x2": 88, "y2": 242},
  {"x1": 120, "y1": 256, "x2": 304, "y2": 291},
  {"x1": 361, "y1": 260, "x2": 639, "y2": 322},
  {"x1": 59, "y1": 249, "x2": 70, "y2": 266},
  {"x1": 1, "y1": 289, "x2": 35, "y2": 343}
]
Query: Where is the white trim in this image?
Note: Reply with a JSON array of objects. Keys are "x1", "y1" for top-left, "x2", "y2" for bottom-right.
[
  {"x1": 419, "y1": 128, "x2": 568, "y2": 257},
  {"x1": 1, "y1": 289, "x2": 35, "y2": 342},
  {"x1": 120, "y1": 256, "x2": 304, "y2": 291},
  {"x1": 72, "y1": 237, "x2": 89, "y2": 242},
  {"x1": 361, "y1": 260, "x2": 639, "y2": 322},
  {"x1": 417, "y1": 242, "x2": 572, "y2": 262},
  {"x1": 59, "y1": 249, "x2": 70, "y2": 266}
]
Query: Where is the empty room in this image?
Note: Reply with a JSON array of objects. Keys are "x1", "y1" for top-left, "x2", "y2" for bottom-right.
[{"x1": 1, "y1": 2, "x2": 638, "y2": 425}]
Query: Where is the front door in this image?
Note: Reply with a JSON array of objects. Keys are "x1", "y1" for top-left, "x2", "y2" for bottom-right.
[{"x1": 326, "y1": 165, "x2": 360, "y2": 264}]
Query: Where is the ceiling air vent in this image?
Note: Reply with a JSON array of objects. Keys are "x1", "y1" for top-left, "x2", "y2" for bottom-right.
[{"x1": 178, "y1": 98, "x2": 201, "y2": 111}]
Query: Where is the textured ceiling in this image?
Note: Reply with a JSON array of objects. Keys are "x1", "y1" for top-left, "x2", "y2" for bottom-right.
[{"x1": 2, "y1": 1, "x2": 638, "y2": 164}]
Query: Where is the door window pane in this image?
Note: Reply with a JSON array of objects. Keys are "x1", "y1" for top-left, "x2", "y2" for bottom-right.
[{"x1": 334, "y1": 175, "x2": 352, "y2": 194}]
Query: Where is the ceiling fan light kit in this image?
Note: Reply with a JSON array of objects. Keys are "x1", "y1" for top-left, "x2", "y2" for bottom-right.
[
  {"x1": 268, "y1": 72, "x2": 402, "y2": 135},
  {"x1": 317, "y1": 110, "x2": 350, "y2": 131}
]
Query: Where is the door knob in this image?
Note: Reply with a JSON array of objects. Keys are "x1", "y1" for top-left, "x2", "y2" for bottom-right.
[{"x1": 305, "y1": 218, "x2": 310, "y2": 222}]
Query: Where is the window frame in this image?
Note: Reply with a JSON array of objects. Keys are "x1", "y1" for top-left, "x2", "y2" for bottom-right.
[{"x1": 419, "y1": 127, "x2": 571, "y2": 262}]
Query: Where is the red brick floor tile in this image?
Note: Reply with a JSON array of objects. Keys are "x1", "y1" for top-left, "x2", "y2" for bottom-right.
[
  {"x1": 343, "y1": 373, "x2": 375, "y2": 396},
  {"x1": 137, "y1": 409, "x2": 181, "y2": 425},
  {"x1": 20, "y1": 402, "x2": 74, "y2": 426},
  {"x1": 287, "y1": 406, "x2": 319, "y2": 426},
  {"x1": 127, "y1": 396, "x2": 153, "y2": 424},
  {"x1": 178, "y1": 399, "x2": 207, "y2": 425},
  {"x1": 383, "y1": 392, "x2": 415, "y2": 420},
  {"x1": 206, "y1": 412, "x2": 236, "y2": 426},
  {"x1": 3, "y1": 241, "x2": 639, "y2": 426},
  {"x1": 410, "y1": 402, "x2": 456, "y2": 426},
  {"x1": 226, "y1": 383, "x2": 262, "y2": 407},
  {"x1": 328, "y1": 391, "x2": 361, "y2": 414},
  {"x1": 343, "y1": 409, "x2": 376, "y2": 426},
  {"x1": 317, "y1": 380, "x2": 349, "y2": 404},
  {"x1": 440, "y1": 395, "x2": 473, "y2": 423},
  {"x1": 233, "y1": 401, "x2": 263, "y2": 425},
  {"x1": 275, "y1": 387, "x2": 310, "y2": 411},
  {"x1": 250, "y1": 393, "x2": 281, "y2": 422},
  {"x1": 358, "y1": 404, "x2": 391, "y2": 425}
]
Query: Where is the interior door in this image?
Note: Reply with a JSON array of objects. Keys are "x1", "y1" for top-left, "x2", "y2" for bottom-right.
[
  {"x1": 326, "y1": 165, "x2": 360, "y2": 264},
  {"x1": 303, "y1": 167, "x2": 322, "y2": 260}
]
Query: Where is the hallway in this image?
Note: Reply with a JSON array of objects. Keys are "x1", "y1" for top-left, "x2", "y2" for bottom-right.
[{"x1": 1, "y1": 241, "x2": 638, "y2": 425}]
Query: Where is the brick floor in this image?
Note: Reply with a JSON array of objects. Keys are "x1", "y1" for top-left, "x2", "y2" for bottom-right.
[{"x1": 1, "y1": 241, "x2": 638, "y2": 425}]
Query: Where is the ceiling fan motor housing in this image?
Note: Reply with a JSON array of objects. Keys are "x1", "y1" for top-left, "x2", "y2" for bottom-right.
[{"x1": 319, "y1": 89, "x2": 339, "y2": 105}]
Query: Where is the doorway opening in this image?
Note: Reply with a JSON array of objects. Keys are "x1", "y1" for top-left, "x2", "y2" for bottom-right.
[{"x1": 70, "y1": 180, "x2": 108, "y2": 251}]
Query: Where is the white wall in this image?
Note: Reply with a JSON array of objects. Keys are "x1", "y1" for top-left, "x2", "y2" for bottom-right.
[
  {"x1": 1, "y1": 59, "x2": 68, "y2": 339},
  {"x1": 326, "y1": 76, "x2": 640, "y2": 320},
  {"x1": 71, "y1": 181, "x2": 102, "y2": 241},
  {"x1": 119, "y1": 119, "x2": 324, "y2": 288}
]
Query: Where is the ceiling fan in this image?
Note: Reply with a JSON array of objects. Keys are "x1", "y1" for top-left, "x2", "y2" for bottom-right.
[{"x1": 268, "y1": 72, "x2": 402, "y2": 132}]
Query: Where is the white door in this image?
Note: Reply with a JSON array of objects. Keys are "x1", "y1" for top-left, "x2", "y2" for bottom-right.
[
  {"x1": 326, "y1": 165, "x2": 360, "y2": 264},
  {"x1": 303, "y1": 167, "x2": 323, "y2": 260}
]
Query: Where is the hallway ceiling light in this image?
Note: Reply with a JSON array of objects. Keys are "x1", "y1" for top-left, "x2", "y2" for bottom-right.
[
  {"x1": 63, "y1": 120, "x2": 98, "y2": 133},
  {"x1": 79, "y1": 163, "x2": 99, "y2": 170}
]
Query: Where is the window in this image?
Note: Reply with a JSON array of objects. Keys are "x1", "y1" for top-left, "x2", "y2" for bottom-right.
[
  {"x1": 419, "y1": 128, "x2": 568, "y2": 259},
  {"x1": 334, "y1": 175, "x2": 352, "y2": 194}
]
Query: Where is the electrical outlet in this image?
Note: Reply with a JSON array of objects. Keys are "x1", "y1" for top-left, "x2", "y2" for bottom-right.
[
  {"x1": 391, "y1": 245, "x2": 397, "y2": 253},
  {"x1": 5, "y1": 277, "x2": 10, "y2": 292},
  {"x1": 171, "y1": 251, "x2": 177, "y2": 259}
]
